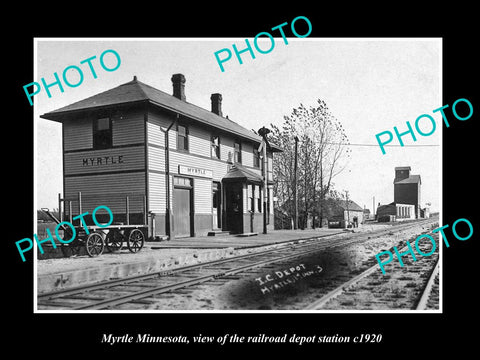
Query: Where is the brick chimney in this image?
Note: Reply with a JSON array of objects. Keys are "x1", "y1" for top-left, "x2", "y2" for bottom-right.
[
  {"x1": 171, "y1": 73, "x2": 186, "y2": 101},
  {"x1": 211, "y1": 93, "x2": 223, "y2": 117}
]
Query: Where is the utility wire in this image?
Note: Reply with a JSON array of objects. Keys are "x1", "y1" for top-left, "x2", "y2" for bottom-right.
[{"x1": 321, "y1": 142, "x2": 439, "y2": 147}]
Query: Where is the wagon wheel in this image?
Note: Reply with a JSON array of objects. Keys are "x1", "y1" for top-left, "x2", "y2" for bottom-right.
[
  {"x1": 85, "y1": 232, "x2": 105, "y2": 257},
  {"x1": 127, "y1": 229, "x2": 144, "y2": 253},
  {"x1": 105, "y1": 229, "x2": 124, "y2": 252}
]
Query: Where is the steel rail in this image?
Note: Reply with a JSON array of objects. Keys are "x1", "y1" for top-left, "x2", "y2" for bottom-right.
[
  {"x1": 38, "y1": 218, "x2": 438, "y2": 310},
  {"x1": 72, "y1": 233, "x2": 391, "y2": 310},
  {"x1": 41, "y1": 226, "x2": 386, "y2": 301},
  {"x1": 38, "y1": 232, "x2": 341, "y2": 301},
  {"x1": 73, "y1": 219, "x2": 438, "y2": 310},
  {"x1": 303, "y1": 261, "x2": 381, "y2": 310},
  {"x1": 304, "y1": 221, "x2": 440, "y2": 310},
  {"x1": 415, "y1": 258, "x2": 440, "y2": 310}
]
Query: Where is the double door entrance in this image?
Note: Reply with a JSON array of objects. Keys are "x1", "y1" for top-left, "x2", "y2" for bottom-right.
[
  {"x1": 172, "y1": 177, "x2": 225, "y2": 237},
  {"x1": 172, "y1": 177, "x2": 254, "y2": 236}
]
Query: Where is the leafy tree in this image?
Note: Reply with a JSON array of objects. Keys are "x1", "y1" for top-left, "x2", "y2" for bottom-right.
[{"x1": 270, "y1": 100, "x2": 351, "y2": 228}]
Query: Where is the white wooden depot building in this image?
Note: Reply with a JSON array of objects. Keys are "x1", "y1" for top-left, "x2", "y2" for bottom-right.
[{"x1": 41, "y1": 74, "x2": 281, "y2": 239}]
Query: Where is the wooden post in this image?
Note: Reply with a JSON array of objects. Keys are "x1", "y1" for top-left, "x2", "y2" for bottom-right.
[
  {"x1": 58, "y1": 193, "x2": 63, "y2": 223},
  {"x1": 78, "y1": 191, "x2": 82, "y2": 215},
  {"x1": 126, "y1": 196, "x2": 130, "y2": 225},
  {"x1": 258, "y1": 126, "x2": 271, "y2": 235},
  {"x1": 293, "y1": 136, "x2": 299, "y2": 230},
  {"x1": 144, "y1": 195, "x2": 147, "y2": 225},
  {"x1": 263, "y1": 143, "x2": 267, "y2": 234}
]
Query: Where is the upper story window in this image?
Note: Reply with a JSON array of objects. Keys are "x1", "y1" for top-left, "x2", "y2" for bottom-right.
[
  {"x1": 93, "y1": 117, "x2": 112, "y2": 149},
  {"x1": 234, "y1": 141, "x2": 242, "y2": 163},
  {"x1": 177, "y1": 124, "x2": 189, "y2": 151},
  {"x1": 253, "y1": 147, "x2": 260, "y2": 168},
  {"x1": 211, "y1": 135, "x2": 220, "y2": 159}
]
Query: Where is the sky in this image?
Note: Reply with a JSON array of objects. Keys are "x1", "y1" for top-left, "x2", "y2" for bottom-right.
[{"x1": 34, "y1": 38, "x2": 441, "y2": 213}]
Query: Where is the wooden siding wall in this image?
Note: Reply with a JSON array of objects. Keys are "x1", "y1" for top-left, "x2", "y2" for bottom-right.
[
  {"x1": 65, "y1": 173, "x2": 146, "y2": 214},
  {"x1": 146, "y1": 108, "x2": 265, "y2": 216},
  {"x1": 59, "y1": 100, "x2": 278, "y2": 235},
  {"x1": 194, "y1": 178, "x2": 212, "y2": 214},
  {"x1": 220, "y1": 136, "x2": 234, "y2": 162},
  {"x1": 63, "y1": 118, "x2": 92, "y2": 151},
  {"x1": 112, "y1": 112, "x2": 145, "y2": 146},
  {"x1": 148, "y1": 171, "x2": 167, "y2": 214},
  {"x1": 189, "y1": 125, "x2": 210, "y2": 158},
  {"x1": 241, "y1": 142, "x2": 254, "y2": 167},
  {"x1": 63, "y1": 108, "x2": 146, "y2": 216},
  {"x1": 142, "y1": 107, "x2": 278, "y2": 234}
]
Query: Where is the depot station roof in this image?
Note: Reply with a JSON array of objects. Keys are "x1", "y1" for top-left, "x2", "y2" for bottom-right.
[{"x1": 41, "y1": 76, "x2": 282, "y2": 152}]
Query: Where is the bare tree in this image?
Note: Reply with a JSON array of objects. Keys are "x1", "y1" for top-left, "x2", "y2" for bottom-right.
[{"x1": 270, "y1": 100, "x2": 351, "y2": 228}]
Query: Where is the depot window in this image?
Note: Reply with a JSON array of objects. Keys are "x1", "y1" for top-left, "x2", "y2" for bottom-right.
[
  {"x1": 93, "y1": 117, "x2": 112, "y2": 149},
  {"x1": 234, "y1": 141, "x2": 242, "y2": 163},
  {"x1": 211, "y1": 135, "x2": 220, "y2": 159},
  {"x1": 253, "y1": 148, "x2": 260, "y2": 168},
  {"x1": 177, "y1": 124, "x2": 189, "y2": 151}
]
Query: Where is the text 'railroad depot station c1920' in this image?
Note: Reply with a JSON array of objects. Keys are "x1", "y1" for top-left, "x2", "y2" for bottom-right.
[{"x1": 40, "y1": 74, "x2": 282, "y2": 240}]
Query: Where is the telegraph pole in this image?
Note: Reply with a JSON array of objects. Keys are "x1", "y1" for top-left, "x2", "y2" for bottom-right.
[
  {"x1": 258, "y1": 126, "x2": 271, "y2": 234},
  {"x1": 293, "y1": 136, "x2": 299, "y2": 230}
]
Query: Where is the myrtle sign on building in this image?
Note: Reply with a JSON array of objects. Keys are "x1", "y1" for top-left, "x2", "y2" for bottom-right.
[
  {"x1": 82, "y1": 155, "x2": 124, "y2": 167},
  {"x1": 178, "y1": 165, "x2": 213, "y2": 179}
]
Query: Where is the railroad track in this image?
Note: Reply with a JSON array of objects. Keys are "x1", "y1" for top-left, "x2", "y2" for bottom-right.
[
  {"x1": 37, "y1": 218, "x2": 438, "y2": 310},
  {"x1": 304, "y1": 226, "x2": 441, "y2": 311}
]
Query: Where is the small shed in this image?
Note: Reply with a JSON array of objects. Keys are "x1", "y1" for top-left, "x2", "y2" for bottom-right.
[{"x1": 327, "y1": 199, "x2": 364, "y2": 228}]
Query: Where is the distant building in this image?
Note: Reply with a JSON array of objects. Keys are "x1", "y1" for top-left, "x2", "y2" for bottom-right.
[
  {"x1": 376, "y1": 202, "x2": 416, "y2": 222},
  {"x1": 363, "y1": 208, "x2": 371, "y2": 220},
  {"x1": 377, "y1": 166, "x2": 423, "y2": 221},
  {"x1": 420, "y1": 207, "x2": 430, "y2": 219},
  {"x1": 393, "y1": 166, "x2": 421, "y2": 218},
  {"x1": 327, "y1": 199, "x2": 364, "y2": 228}
]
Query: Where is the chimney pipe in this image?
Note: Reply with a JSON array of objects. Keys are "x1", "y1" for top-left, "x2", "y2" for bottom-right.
[
  {"x1": 211, "y1": 93, "x2": 223, "y2": 117},
  {"x1": 171, "y1": 73, "x2": 186, "y2": 101}
]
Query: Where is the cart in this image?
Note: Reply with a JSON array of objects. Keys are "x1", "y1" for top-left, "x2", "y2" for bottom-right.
[{"x1": 40, "y1": 193, "x2": 148, "y2": 257}]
